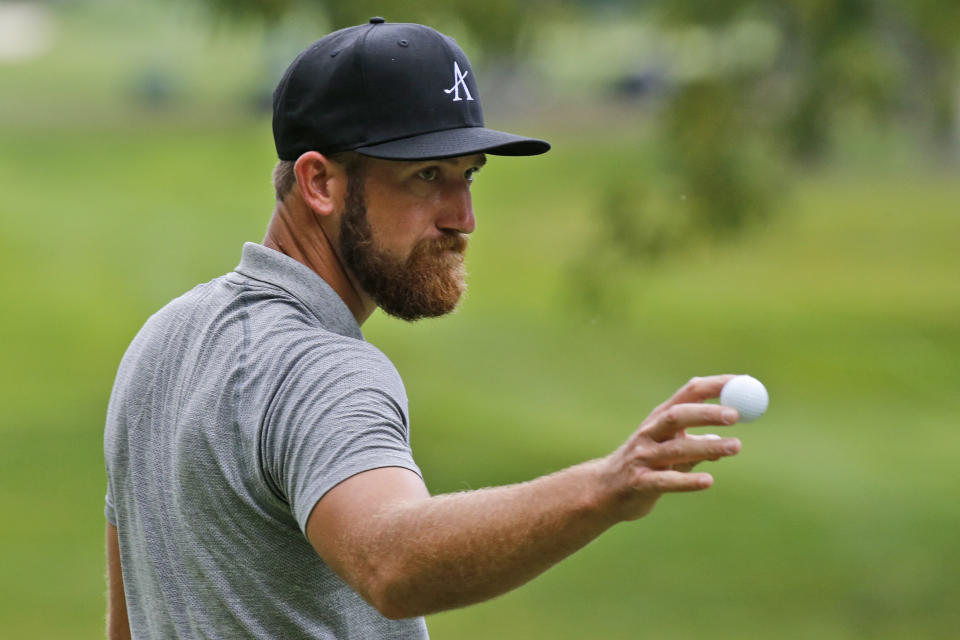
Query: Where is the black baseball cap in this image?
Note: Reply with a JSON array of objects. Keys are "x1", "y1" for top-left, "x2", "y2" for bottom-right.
[{"x1": 272, "y1": 17, "x2": 550, "y2": 161}]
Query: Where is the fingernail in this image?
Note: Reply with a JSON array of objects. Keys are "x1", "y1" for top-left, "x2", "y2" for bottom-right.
[
  {"x1": 724, "y1": 439, "x2": 741, "y2": 454},
  {"x1": 722, "y1": 409, "x2": 738, "y2": 424}
]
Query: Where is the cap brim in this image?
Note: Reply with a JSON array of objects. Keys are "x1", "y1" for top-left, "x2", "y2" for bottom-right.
[{"x1": 353, "y1": 126, "x2": 549, "y2": 160}]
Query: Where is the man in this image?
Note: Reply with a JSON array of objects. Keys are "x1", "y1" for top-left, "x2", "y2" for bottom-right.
[{"x1": 104, "y1": 18, "x2": 743, "y2": 639}]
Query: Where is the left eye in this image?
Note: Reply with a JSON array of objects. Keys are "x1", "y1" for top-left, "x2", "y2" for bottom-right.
[{"x1": 418, "y1": 167, "x2": 439, "y2": 182}]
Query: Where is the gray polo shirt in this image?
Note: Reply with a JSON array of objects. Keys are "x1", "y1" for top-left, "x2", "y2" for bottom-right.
[{"x1": 104, "y1": 242, "x2": 428, "y2": 639}]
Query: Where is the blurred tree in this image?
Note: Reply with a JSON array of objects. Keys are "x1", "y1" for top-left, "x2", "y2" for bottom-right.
[
  {"x1": 193, "y1": 0, "x2": 548, "y2": 61},
  {"x1": 192, "y1": 0, "x2": 959, "y2": 311},
  {"x1": 888, "y1": 0, "x2": 960, "y2": 152},
  {"x1": 651, "y1": 0, "x2": 960, "y2": 161},
  {"x1": 568, "y1": 0, "x2": 958, "y2": 314},
  {"x1": 193, "y1": 0, "x2": 960, "y2": 176}
]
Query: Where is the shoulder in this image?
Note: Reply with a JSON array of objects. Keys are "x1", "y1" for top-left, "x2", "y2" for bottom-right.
[
  {"x1": 258, "y1": 333, "x2": 413, "y2": 457},
  {"x1": 113, "y1": 278, "x2": 224, "y2": 372},
  {"x1": 298, "y1": 334, "x2": 406, "y2": 397},
  {"x1": 251, "y1": 326, "x2": 408, "y2": 411}
]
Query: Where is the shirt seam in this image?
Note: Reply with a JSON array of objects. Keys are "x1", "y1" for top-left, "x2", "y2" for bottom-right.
[{"x1": 230, "y1": 271, "x2": 361, "y2": 341}]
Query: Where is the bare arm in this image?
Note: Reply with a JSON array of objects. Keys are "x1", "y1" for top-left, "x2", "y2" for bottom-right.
[
  {"x1": 308, "y1": 375, "x2": 742, "y2": 619},
  {"x1": 106, "y1": 523, "x2": 131, "y2": 640}
]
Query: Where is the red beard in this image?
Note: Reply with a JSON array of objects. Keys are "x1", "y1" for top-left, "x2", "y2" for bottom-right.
[{"x1": 340, "y1": 182, "x2": 468, "y2": 322}]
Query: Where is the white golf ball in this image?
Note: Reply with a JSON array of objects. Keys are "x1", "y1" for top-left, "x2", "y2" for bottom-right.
[{"x1": 720, "y1": 375, "x2": 769, "y2": 422}]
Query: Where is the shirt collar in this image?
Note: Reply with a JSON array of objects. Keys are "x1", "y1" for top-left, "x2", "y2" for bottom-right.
[{"x1": 234, "y1": 242, "x2": 364, "y2": 341}]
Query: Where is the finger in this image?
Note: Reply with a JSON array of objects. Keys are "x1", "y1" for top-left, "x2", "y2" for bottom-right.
[
  {"x1": 642, "y1": 402, "x2": 739, "y2": 442},
  {"x1": 674, "y1": 435, "x2": 721, "y2": 471},
  {"x1": 640, "y1": 436, "x2": 741, "y2": 467},
  {"x1": 635, "y1": 470, "x2": 714, "y2": 493},
  {"x1": 649, "y1": 375, "x2": 738, "y2": 419}
]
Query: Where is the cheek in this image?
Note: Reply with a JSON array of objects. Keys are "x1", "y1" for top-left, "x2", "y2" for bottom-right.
[
  {"x1": 363, "y1": 175, "x2": 443, "y2": 247},
  {"x1": 370, "y1": 207, "x2": 436, "y2": 249}
]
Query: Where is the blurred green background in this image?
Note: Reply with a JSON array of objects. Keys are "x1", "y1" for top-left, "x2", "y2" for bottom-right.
[{"x1": 1, "y1": 0, "x2": 958, "y2": 638}]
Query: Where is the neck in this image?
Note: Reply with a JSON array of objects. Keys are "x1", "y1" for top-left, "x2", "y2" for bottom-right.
[{"x1": 263, "y1": 197, "x2": 376, "y2": 325}]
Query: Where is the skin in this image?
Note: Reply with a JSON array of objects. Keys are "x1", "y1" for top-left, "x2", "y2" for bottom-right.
[
  {"x1": 105, "y1": 523, "x2": 130, "y2": 640},
  {"x1": 308, "y1": 376, "x2": 741, "y2": 619},
  {"x1": 261, "y1": 151, "x2": 483, "y2": 323},
  {"x1": 106, "y1": 150, "x2": 743, "y2": 632}
]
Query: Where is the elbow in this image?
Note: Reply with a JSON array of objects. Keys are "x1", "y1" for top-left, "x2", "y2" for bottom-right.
[
  {"x1": 360, "y1": 561, "x2": 429, "y2": 620},
  {"x1": 374, "y1": 598, "x2": 414, "y2": 621},
  {"x1": 366, "y1": 575, "x2": 421, "y2": 620}
]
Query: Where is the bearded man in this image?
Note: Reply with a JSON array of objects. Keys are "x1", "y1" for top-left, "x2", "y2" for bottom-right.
[{"x1": 104, "y1": 18, "x2": 743, "y2": 640}]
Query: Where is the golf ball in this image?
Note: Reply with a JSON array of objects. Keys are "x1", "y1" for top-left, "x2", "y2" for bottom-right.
[{"x1": 720, "y1": 375, "x2": 769, "y2": 422}]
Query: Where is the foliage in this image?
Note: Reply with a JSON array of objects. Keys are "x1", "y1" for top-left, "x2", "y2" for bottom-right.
[
  {"x1": 651, "y1": 0, "x2": 960, "y2": 158},
  {"x1": 565, "y1": 0, "x2": 959, "y2": 308},
  {"x1": 192, "y1": 0, "x2": 552, "y2": 60},
  {"x1": 186, "y1": 0, "x2": 960, "y2": 300}
]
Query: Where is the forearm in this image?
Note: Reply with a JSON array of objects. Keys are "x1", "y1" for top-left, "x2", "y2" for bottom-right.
[
  {"x1": 350, "y1": 459, "x2": 616, "y2": 618},
  {"x1": 316, "y1": 377, "x2": 743, "y2": 619},
  {"x1": 106, "y1": 523, "x2": 131, "y2": 640}
]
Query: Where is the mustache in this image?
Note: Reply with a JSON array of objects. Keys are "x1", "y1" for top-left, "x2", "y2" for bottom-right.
[{"x1": 417, "y1": 232, "x2": 468, "y2": 256}]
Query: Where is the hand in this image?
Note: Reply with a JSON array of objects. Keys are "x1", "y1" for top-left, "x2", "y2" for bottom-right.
[{"x1": 597, "y1": 375, "x2": 742, "y2": 523}]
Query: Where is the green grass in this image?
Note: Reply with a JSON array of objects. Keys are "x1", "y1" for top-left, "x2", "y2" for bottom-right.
[
  {"x1": 2, "y1": 2, "x2": 959, "y2": 638},
  {"x1": 4, "y1": 123, "x2": 957, "y2": 639}
]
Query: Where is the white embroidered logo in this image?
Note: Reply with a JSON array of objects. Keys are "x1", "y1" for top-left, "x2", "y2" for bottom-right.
[{"x1": 443, "y1": 61, "x2": 473, "y2": 102}]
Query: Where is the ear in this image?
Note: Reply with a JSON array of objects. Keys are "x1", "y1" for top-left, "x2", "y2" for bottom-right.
[{"x1": 294, "y1": 151, "x2": 349, "y2": 217}]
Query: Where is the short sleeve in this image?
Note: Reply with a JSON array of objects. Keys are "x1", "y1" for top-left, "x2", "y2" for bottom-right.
[{"x1": 259, "y1": 340, "x2": 422, "y2": 535}]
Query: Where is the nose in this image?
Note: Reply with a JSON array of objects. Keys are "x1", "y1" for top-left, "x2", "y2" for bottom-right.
[{"x1": 437, "y1": 182, "x2": 476, "y2": 235}]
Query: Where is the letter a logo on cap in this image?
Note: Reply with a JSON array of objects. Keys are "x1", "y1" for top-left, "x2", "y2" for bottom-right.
[{"x1": 443, "y1": 61, "x2": 473, "y2": 102}]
